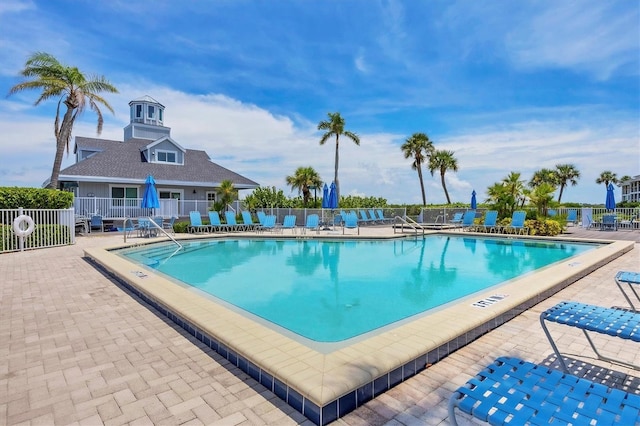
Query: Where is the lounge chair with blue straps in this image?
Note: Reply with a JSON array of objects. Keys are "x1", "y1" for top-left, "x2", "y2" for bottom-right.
[
  {"x1": 281, "y1": 214, "x2": 297, "y2": 233},
  {"x1": 567, "y1": 209, "x2": 578, "y2": 226},
  {"x1": 241, "y1": 211, "x2": 259, "y2": 231},
  {"x1": 343, "y1": 212, "x2": 359, "y2": 235},
  {"x1": 448, "y1": 212, "x2": 463, "y2": 228},
  {"x1": 302, "y1": 214, "x2": 320, "y2": 234},
  {"x1": 448, "y1": 356, "x2": 640, "y2": 425},
  {"x1": 460, "y1": 210, "x2": 476, "y2": 231},
  {"x1": 540, "y1": 301, "x2": 640, "y2": 372},
  {"x1": 189, "y1": 211, "x2": 211, "y2": 233},
  {"x1": 474, "y1": 210, "x2": 498, "y2": 233},
  {"x1": 503, "y1": 210, "x2": 528, "y2": 235},
  {"x1": 375, "y1": 209, "x2": 391, "y2": 224},
  {"x1": 224, "y1": 211, "x2": 246, "y2": 231},
  {"x1": 615, "y1": 271, "x2": 640, "y2": 312}
]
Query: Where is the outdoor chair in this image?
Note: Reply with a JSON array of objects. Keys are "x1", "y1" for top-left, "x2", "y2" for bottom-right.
[
  {"x1": 208, "y1": 211, "x2": 231, "y2": 233},
  {"x1": 162, "y1": 216, "x2": 177, "y2": 234},
  {"x1": 302, "y1": 214, "x2": 320, "y2": 234},
  {"x1": 256, "y1": 211, "x2": 267, "y2": 226},
  {"x1": 90, "y1": 215, "x2": 104, "y2": 232},
  {"x1": 188, "y1": 211, "x2": 211, "y2": 233},
  {"x1": 224, "y1": 211, "x2": 246, "y2": 231},
  {"x1": 119, "y1": 218, "x2": 141, "y2": 237},
  {"x1": 601, "y1": 214, "x2": 617, "y2": 231},
  {"x1": 540, "y1": 301, "x2": 640, "y2": 372},
  {"x1": 281, "y1": 215, "x2": 297, "y2": 233},
  {"x1": 448, "y1": 356, "x2": 640, "y2": 425},
  {"x1": 343, "y1": 213, "x2": 359, "y2": 235},
  {"x1": 503, "y1": 211, "x2": 528, "y2": 235},
  {"x1": 375, "y1": 209, "x2": 390, "y2": 224},
  {"x1": 460, "y1": 211, "x2": 476, "y2": 231},
  {"x1": 475, "y1": 210, "x2": 498, "y2": 233},
  {"x1": 448, "y1": 212, "x2": 463, "y2": 228},
  {"x1": 257, "y1": 214, "x2": 277, "y2": 232},
  {"x1": 241, "y1": 211, "x2": 259, "y2": 231},
  {"x1": 358, "y1": 210, "x2": 373, "y2": 225},
  {"x1": 615, "y1": 271, "x2": 640, "y2": 312},
  {"x1": 566, "y1": 209, "x2": 578, "y2": 226}
]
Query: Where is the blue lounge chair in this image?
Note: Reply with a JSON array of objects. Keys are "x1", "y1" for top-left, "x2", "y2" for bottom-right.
[
  {"x1": 375, "y1": 209, "x2": 390, "y2": 224},
  {"x1": 258, "y1": 214, "x2": 277, "y2": 232},
  {"x1": 343, "y1": 213, "x2": 359, "y2": 235},
  {"x1": 302, "y1": 214, "x2": 320, "y2": 234},
  {"x1": 358, "y1": 210, "x2": 373, "y2": 225},
  {"x1": 460, "y1": 211, "x2": 476, "y2": 231},
  {"x1": 566, "y1": 209, "x2": 578, "y2": 226},
  {"x1": 449, "y1": 356, "x2": 640, "y2": 426},
  {"x1": 540, "y1": 301, "x2": 640, "y2": 372},
  {"x1": 281, "y1": 214, "x2": 297, "y2": 233},
  {"x1": 119, "y1": 218, "x2": 141, "y2": 237},
  {"x1": 189, "y1": 211, "x2": 210, "y2": 233},
  {"x1": 448, "y1": 212, "x2": 463, "y2": 228},
  {"x1": 367, "y1": 209, "x2": 379, "y2": 224},
  {"x1": 256, "y1": 211, "x2": 267, "y2": 226},
  {"x1": 224, "y1": 211, "x2": 245, "y2": 231},
  {"x1": 475, "y1": 210, "x2": 498, "y2": 233},
  {"x1": 615, "y1": 271, "x2": 640, "y2": 312},
  {"x1": 208, "y1": 211, "x2": 230, "y2": 233},
  {"x1": 504, "y1": 211, "x2": 528, "y2": 235},
  {"x1": 241, "y1": 211, "x2": 259, "y2": 231}
]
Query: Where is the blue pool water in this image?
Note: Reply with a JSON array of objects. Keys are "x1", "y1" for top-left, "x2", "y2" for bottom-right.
[{"x1": 118, "y1": 236, "x2": 598, "y2": 342}]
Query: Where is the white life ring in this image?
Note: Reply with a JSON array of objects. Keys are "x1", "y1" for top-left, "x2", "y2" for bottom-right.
[{"x1": 13, "y1": 214, "x2": 35, "y2": 237}]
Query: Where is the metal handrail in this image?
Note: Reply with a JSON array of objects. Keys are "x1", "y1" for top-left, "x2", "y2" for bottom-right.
[
  {"x1": 123, "y1": 217, "x2": 183, "y2": 250},
  {"x1": 393, "y1": 216, "x2": 425, "y2": 235}
]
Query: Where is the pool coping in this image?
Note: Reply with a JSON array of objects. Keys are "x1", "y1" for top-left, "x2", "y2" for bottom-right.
[{"x1": 84, "y1": 232, "x2": 634, "y2": 425}]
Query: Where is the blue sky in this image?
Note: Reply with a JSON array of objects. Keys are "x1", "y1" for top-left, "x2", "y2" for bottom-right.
[{"x1": 1, "y1": 0, "x2": 638, "y2": 204}]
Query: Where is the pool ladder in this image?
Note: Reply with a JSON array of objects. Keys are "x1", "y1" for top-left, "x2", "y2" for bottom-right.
[
  {"x1": 393, "y1": 216, "x2": 425, "y2": 235},
  {"x1": 123, "y1": 217, "x2": 183, "y2": 250}
]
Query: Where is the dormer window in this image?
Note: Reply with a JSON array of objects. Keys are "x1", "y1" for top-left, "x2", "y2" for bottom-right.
[
  {"x1": 156, "y1": 149, "x2": 177, "y2": 163},
  {"x1": 135, "y1": 105, "x2": 143, "y2": 119},
  {"x1": 148, "y1": 105, "x2": 155, "y2": 119},
  {"x1": 158, "y1": 108, "x2": 163, "y2": 122}
]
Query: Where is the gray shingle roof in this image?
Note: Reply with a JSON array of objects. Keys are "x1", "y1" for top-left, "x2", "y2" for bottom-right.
[{"x1": 60, "y1": 137, "x2": 259, "y2": 188}]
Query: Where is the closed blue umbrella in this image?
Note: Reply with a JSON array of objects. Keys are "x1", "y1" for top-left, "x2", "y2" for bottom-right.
[
  {"x1": 141, "y1": 175, "x2": 160, "y2": 210},
  {"x1": 328, "y1": 182, "x2": 338, "y2": 209},
  {"x1": 605, "y1": 183, "x2": 616, "y2": 211},
  {"x1": 471, "y1": 190, "x2": 477, "y2": 209},
  {"x1": 321, "y1": 183, "x2": 329, "y2": 208}
]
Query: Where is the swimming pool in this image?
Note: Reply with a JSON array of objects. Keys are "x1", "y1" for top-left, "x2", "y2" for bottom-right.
[
  {"x1": 119, "y1": 236, "x2": 597, "y2": 343},
  {"x1": 87, "y1": 232, "x2": 632, "y2": 425}
]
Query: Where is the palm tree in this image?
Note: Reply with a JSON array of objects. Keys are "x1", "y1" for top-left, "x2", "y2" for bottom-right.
[
  {"x1": 529, "y1": 168, "x2": 557, "y2": 188},
  {"x1": 400, "y1": 132, "x2": 434, "y2": 206},
  {"x1": 596, "y1": 171, "x2": 618, "y2": 188},
  {"x1": 428, "y1": 149, "x2": 458, "y2": 204},
  {"x1": 218, "y1": 180, "x2": 237, "y2": 211},
  {"x1": 8, "y1": 52, "x2": 118, "y2": 189},
  {"x1": 285, "y1": 166, "x2": 323, "y2": 206},
  {"x1": 502, "y1": 172, "x2": 526, "y2": 215},
  {"x1": 554, "y1": 164, "x2": 580, "y2": 203},
  {"x1": 317, "y1": 112, "x2": 360, "y2": 201}
]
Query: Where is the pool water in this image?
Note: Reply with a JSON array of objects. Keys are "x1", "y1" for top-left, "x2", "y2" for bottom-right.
[{"x1": 119, "y1": 236, "x2": 597, "y2": 342}]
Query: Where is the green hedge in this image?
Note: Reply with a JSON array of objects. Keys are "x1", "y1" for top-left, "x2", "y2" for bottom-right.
[
  {"x1": 0, "y1": 187, "x2": 73, "y2": 209},
  {"x1": 1, "y1": 223, "x2": 73, "y2": 252}
]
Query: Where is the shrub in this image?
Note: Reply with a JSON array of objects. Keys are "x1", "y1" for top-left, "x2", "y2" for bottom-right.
[
  {"x1": 173, "y1": 221, "x2": 189, "y2": 234},
  {"x1": 0, "y1": 187, "x2": 73, "y2": 209},
  {"x1": 526, "y1": 219, "x2": 562, "y2": 236}
]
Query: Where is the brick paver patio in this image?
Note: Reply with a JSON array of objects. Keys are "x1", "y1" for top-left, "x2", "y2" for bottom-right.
[{"x1": 1, "y1": 227, "x2": 638, "y2": 425}]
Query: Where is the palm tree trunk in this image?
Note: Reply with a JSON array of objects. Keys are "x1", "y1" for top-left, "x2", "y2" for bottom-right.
[
  {"x1": 334, "y1": 134, "x2": 340, "y2": 201},
  {"x1": 441, "y1": 172, "x2": 451, "y2": 204},
  {"x1": 417, "y1": 163, "x2": 426, "y2": 206},
  {"x1": 557, "y1": 185, "x2": 565, "y2": 203},
  {"x1": 49, "y1": 106, "x2": 75, "y2": 189}
]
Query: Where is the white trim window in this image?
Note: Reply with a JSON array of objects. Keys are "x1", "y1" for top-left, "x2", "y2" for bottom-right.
[
  {"x1": 156, "y1": 149, "x2": 178, "y2": 164},
  {"x1": 135, "y1": 104, "x2": 143, "y2": 119},
  {"x1": 148, "y1": 105, "x2": 155, "y2": 120}
]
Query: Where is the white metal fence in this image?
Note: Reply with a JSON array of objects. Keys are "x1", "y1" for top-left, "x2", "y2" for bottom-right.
[{"x1": 1, "y1": 208, "x2": 76, "y2": 253}]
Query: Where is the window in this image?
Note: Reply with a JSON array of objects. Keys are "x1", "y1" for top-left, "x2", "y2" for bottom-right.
[
  {"x1": 148, "y1": 105, "x2": 155, "y2": 119},
  {"x1": 158, "y1": 108, "x2": 163, "y2": 122},
  {"x1": 156, "y1": 150, "x2": 177, "y2": 163},
  {"x1": 135, "y1": 105, "x2": 142, "y2": 118}
]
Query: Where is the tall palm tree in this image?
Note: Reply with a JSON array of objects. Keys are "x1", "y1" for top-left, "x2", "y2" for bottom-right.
[
  {"x1": 554, "y1": 163, "x2": 580, "y2": 203},
  {"x1": 8, "y1": 52, "x2": 118, "y2": 189},
  {"x1": 317, "y1": 112, "x2": 360, "y2": 201},
  {"x1": 596, "y1": 171, "x2": 618, "y2": 188},
  {"x1": 400, "y1": 132, "x2": 434, "y2": 206},
  {"x1": 502, "y1": 172, "x2": 526, "y2": 215},
  {"x1": 285, "y1": 166, "x2": 323, "y2": 206},
  {"x1": 428, "y1": 149, "x2": 458, "y2": 204}
]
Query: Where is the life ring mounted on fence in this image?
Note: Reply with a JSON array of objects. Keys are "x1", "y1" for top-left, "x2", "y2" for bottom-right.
[{"x1": 13, "y1": 214, "x2": 35, "y2": 237}]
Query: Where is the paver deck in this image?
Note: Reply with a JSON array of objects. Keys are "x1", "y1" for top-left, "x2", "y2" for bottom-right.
[{"x1": 1, "y1": 226, "x2": 638, "y2": 425}]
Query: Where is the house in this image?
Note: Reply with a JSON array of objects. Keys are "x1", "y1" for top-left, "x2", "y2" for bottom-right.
[
  {"x1": 620, "y1": 175, "x2": 640, "y2": 203},
  {"x1": 58, "y1": 96, "x2": 259, "y2": 218}
]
